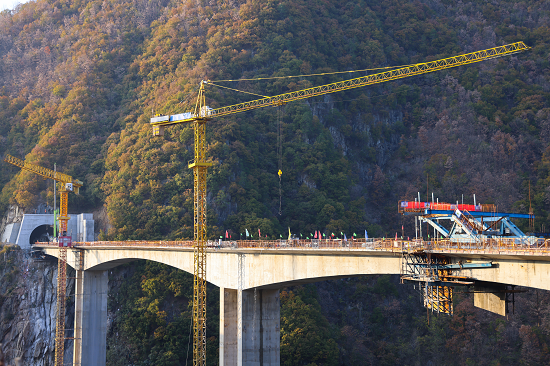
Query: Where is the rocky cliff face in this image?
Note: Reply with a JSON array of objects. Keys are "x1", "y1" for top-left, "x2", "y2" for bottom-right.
[{"x1": 0, "y1": 245, "x2": 75, "y2": 365}]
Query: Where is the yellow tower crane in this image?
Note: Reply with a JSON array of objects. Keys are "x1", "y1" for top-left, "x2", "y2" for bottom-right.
[
  {"x1": 3, "y1": 154, "x2": 83, "y2": 366},
  {"x1": 150, "y1": 41, "x2": 530, "y2": 365}
]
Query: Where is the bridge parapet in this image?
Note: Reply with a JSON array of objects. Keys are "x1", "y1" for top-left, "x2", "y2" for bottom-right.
[{"x1": 35, "y1": 237, "x2": 550, "y2": 257}]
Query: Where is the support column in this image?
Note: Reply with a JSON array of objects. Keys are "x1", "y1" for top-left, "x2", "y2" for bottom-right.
[
  {"x1": 73, "y1": 270, "x2": 108, "y2": 366},
  {"x1": 220, "y1": 288, "x2": 280, "y2": 366},
  {"x1": 73, "y1": 267, "x2": 83, "y2": 365},
  {"x1": 220, "y1": 287, "x2": 239, "y2": 365}
]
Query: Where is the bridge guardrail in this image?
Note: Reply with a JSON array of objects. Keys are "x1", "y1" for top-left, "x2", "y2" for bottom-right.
[{"x1": 33, "y1": 237, "x2": 550, "y2": 255}]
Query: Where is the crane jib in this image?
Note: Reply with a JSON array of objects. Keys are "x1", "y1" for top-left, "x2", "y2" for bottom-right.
[
  {"x1": 150, "y1": 41, "x2": 529, "y2": 126},
  {"x1": 3, "y1": 154, "x2": 83, "y2": 188}
]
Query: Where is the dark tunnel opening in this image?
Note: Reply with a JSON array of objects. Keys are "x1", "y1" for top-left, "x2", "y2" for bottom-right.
[{"x1": 30, "y1": 224, "x2": 54, "y2": 244}]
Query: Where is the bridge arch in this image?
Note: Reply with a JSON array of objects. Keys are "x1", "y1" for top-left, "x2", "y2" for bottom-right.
[
  {"x1": 40, "y1": 245, "x2": 550, "y2": 291},
  {"x1": 44, "y1": 247, "x2": 402, "y2": 290}
]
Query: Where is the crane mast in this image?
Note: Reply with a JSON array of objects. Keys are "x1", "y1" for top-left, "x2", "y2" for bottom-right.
[
  {"x1": 150, "y1": 41, "x2": 530, "y2": 365},
  {"x1": 3, "y1": 154, "x2": 82, "y2": 366},
  {"x1": 190, "y1": 83, "x2": 211, "y2": 365}
]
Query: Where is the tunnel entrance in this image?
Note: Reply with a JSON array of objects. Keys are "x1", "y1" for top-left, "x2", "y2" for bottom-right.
[{"x1": 29, "y1": 224, "x2": 54, "y2": 244}]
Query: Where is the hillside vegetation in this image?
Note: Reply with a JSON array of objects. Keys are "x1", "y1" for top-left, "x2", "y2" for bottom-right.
[
  {"x1": 0, "y1": 0, "x2": 548, "y2": 238},
  {"x1": 0, "y1": 0, "x2": 549, "y2": 364}
]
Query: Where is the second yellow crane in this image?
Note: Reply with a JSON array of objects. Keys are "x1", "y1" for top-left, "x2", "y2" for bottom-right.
[{"x1": 3, "y1": 154, "x2": 83, "y2": 366}]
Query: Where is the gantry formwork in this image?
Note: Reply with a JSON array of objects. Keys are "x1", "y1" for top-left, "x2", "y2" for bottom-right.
[{"x1": 399, "y1": 199, "x2": 536, "y2": 315}]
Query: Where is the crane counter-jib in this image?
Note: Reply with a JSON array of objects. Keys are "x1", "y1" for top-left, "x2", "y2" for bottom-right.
[{"x1": 150, "y1": 41, "x2": 530, "y2": 130}]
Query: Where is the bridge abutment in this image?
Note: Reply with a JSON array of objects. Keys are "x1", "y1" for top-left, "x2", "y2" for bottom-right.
[{"x1": 220, "y1": 287, "x2": 280, "y2": 366}]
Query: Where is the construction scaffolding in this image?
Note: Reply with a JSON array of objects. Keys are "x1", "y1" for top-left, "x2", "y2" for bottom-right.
[{"x1": 401, "y1": 252, "x2": 461, "y2": 315}]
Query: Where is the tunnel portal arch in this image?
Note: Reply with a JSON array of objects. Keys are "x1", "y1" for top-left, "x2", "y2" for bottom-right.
[{"x1": 29, "y1": 224, "x2": 54, "y2": 245}]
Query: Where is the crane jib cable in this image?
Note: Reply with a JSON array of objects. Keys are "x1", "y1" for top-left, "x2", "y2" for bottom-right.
[
  {"x1": 207, "y1": 43, "x2": 529, "y2": 119},
  {"x1": 211, "y1": 64, "x2": 420, "y2": 82},
  {"x1": 207, "y1": 82, "x2": 269, "y2": 98}
]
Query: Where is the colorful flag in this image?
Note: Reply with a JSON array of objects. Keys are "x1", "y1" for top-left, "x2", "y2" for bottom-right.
[
  {"x1": 344, "y1": 233, "x2": 347, "y2": 240},
  {"x1": 245, "y1": 229, "x2": 249, "y2": 237},
  {"x1": 314, "y1": 231, "x2": 317, "y2": 239},
  {"x1": 288, "y1": 227, "x2": 291, "y2": 240},
  {"x1": 323, "y1": 233, "x2": 326, "y2": 237},
  {"x1": 365, "y1": 229, "x2": 368, "y2": 239},
  {"x1": 353, "y1": 233, "x2": 357, "y2": 237},
  {"x1": 225, "y1": 230, "x2": 229, "y2": 239},
  {"x1": 258, "y1": 228, "x2": 261, "y2": 237}
]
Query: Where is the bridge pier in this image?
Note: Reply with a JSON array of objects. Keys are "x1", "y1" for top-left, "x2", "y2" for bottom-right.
[
  {"x1": 220, "y1": 287, "x2": 280, "y2": 366},
  {"x1": 73, "y1": 270, "x2": 108, "y2": 366}
]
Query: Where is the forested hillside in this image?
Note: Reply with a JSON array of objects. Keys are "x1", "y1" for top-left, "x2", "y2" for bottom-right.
[
  {"x1": 1, "y1": 0, "x2": 548, "y2": 238},
  {"x1": 0, "y1": 0, "x2": 549, "y2": 364}
]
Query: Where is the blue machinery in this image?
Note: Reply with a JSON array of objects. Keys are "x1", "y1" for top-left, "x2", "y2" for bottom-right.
[
  {"x1": 418, "y1": 209, "x2": 535, "y2": 244},
  {"x1": 399, "y1": 202, "x2": 534, "y2": 316}
]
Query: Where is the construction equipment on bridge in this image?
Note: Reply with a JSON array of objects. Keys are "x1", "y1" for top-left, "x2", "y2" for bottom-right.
[
  {"x1": 399, "y1": 199, "x2": 536, "y2": 244},
  {"x1": 151, "y1": 42, "x2": 530, "y2": 365},
  {"x1": 399, "y1": 199, "x2": 535, "y2": 315},
  {"x1": 3, "y1": 154, "x2": 83, "y2": 366}
]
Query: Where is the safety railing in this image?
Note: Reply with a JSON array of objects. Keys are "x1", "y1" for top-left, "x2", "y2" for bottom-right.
[{"x1": 33, "y1": 237, "x2": 550, "y2": 255}]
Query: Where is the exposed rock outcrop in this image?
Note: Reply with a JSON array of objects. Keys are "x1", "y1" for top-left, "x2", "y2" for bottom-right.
[{"x1": 0, "y1": 245, "x2": 74, "y2": 365}]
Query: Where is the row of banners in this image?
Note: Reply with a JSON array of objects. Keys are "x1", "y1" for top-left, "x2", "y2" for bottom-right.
[{"x1": 222, "y1": 229, "x2": 369, "y2": 240}]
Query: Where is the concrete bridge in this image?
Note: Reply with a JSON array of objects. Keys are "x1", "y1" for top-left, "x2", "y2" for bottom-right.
[{"x1": 36, "y1": 238, "x2": 550, "y2": 366}]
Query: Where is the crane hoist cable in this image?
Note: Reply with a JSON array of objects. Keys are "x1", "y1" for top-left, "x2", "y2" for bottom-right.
[
  {"x1": 149, "y1": 41, "x2": 530, "y2": 366},
  {"x1": 277, "y1": 102, "x2": 285, "y2": 215},
  {"x1": 203, "y1": 81, "x2": 285, "y2": 214}
]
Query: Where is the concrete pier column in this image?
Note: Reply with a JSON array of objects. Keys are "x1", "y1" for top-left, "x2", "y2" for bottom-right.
[
  {"x1": 73, "y1": 267, "x2": 84, "y2": 365},
  {"x1": 73, "y1": 270, "x2": 108, "y2": 366},
  {"x1": 220, "y1": 288, "x2": 280, "y2": 366}
]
